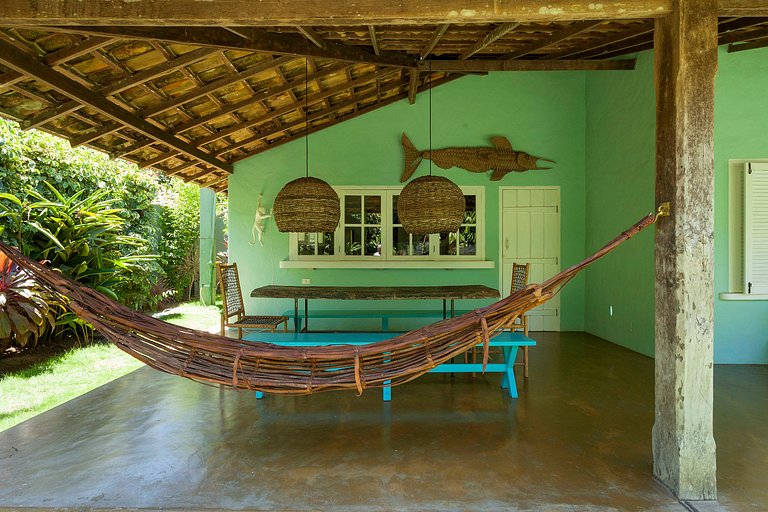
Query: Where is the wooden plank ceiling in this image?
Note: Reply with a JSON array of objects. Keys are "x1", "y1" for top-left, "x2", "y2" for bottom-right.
[{"x1": 0, "y1": 18, "x2": 766, "y2": 192}]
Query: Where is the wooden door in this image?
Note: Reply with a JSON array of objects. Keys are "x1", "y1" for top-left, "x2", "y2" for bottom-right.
[{"x1": 500, "y1": 187, "x2": 561, "y2": 331}]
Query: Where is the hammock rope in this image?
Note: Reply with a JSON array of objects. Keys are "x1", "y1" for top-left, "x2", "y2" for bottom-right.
[{"x1": 0, "y1": 212, "x2": 658, "y2": 395}]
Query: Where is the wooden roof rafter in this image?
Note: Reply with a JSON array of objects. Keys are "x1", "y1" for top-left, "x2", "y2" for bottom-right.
[{"x1": 0, "y1": 38, "x2": 232, "y2": 173}]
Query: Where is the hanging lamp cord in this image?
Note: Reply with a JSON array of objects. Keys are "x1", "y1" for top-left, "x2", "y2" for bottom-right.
[
  {"x1": 305, "y1": 58, "x2": 309, "y2": 178},
  {"x1": 428, "y1": 58, "x2": 432, "y2": 177}
]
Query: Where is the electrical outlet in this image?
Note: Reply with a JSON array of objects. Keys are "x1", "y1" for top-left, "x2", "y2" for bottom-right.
[{"x1": 302, "y1": 278, "x2": 311, "y2": 285}]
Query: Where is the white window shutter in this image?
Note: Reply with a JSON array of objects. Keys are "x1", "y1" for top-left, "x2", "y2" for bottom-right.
[{"x1": 743, "y1": 163, "x2": 768, "y2": 294}]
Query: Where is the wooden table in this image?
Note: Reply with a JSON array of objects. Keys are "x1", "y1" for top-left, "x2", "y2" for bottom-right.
[{"x1": 250, "y1": 285, "x2": 500, "y2": 332}]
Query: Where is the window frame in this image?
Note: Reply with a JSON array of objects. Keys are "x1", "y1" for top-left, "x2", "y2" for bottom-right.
[{"x1": 288, "y1": 185, "x2": 485, "y2": 263}]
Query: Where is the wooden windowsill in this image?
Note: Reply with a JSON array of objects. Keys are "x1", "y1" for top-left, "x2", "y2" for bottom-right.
[{"x1": 279, "y1": 260, "x2": 495, "y2": 270}]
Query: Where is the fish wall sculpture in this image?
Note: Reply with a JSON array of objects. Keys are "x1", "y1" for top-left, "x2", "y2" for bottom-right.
[{"x1": 401, "y1": 133, "x2": 555, "y2": 182}]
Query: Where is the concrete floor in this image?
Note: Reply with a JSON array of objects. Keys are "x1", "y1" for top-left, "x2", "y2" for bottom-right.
[{"x1": 0, "y1": 332, "x2": 765, "y2": 511}]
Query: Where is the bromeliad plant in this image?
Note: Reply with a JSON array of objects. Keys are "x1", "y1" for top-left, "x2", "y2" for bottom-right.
[{"x1": 0, "y1": 251, "x2": 58, "y2": 351}]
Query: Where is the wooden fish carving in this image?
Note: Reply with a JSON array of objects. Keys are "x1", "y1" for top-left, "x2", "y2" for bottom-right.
[{"x1": 401, "y1": 133, "x2": 555, "y2": 182}]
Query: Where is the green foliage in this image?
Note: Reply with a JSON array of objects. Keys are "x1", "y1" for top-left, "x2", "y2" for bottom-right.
[
  {"x1": 0, "y1": 183, "x2": 157, "y2": 341},
  {"x1": 0, "y1": 119, "x2": 162, "y2": 310},
  {"x1": 156, "y1": 180, "x2": 201, "y2": 301},
  {"x1": 0, "y1": 254, "x2": 59, "y2": 351}
]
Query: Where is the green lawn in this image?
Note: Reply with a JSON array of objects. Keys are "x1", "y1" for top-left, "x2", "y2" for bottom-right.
[{"x1": 0, "y1": 302, "x2": 219, "y2": 432}]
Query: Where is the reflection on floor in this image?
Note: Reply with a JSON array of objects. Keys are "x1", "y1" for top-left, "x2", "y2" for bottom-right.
[{"x1": 0, "y1": 332, "x2": 765, "y2": 511}]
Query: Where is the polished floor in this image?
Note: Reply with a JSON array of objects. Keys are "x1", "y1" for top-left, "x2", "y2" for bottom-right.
[{"x1": 0, "y1": 332, "x2": 765, "y2": 511}]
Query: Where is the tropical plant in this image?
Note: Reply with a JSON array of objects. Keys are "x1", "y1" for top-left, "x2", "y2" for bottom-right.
[
  {"x1": 0, "y1": 252, "x2": 58, "y2": 351},
  {"x1": 0, "y1": 183, "x2": 155, "y2": 300},
  {"x1": 0, "y1": 183, "x2": 157, "y2": 343}
]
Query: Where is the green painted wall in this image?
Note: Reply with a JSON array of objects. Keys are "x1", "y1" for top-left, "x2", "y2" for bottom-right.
[
  {"x1": 584, "y1": 47, "x2": 768, "y2": 364},
  {"x1": 584, "y1": 52, "x2": 656, "y2": 357},
  {"x1": 713, "y1": 46, "x2": 768, "y2": 364},
  {"x1": 230, "y1": 72, "x2": 588, "y2": 331}
]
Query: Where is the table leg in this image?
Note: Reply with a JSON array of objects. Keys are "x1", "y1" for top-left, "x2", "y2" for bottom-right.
[
  {"x1": 500, "y1": 346, "x2": 519, "y2": 398},
  {"x1": 303, "y1": 298, "x2": 309, "y2": 332},
  {"x1": 443, "y1": 299, "x2": 447, "y2": 320},
  {"x1": 451, "y1": 299, "x2": 455, "y2": 318},
  {"x1": 293, "y1": 299, "x2": 299, "y2": 332}
]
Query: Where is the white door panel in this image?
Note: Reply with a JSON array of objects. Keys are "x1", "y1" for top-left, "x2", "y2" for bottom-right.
[{"x1": 500, "y1": 187, "x2": 561, "y2": 331}]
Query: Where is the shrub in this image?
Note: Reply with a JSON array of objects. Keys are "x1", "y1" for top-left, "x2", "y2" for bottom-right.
[
  {"x1": 0, "y1": 183, "x2": 156, "y2": 341},
  {"x1": 156, "y1": 180, "x2": 200, "y2": 301}
]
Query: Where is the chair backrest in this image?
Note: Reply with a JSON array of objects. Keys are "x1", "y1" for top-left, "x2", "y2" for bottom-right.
[
  {"x1": 216, "y1": 263, "x2": 245, "y2": 320},
  {"x1": 510, "y1": 262, "x2": 530, "y2": 294}
]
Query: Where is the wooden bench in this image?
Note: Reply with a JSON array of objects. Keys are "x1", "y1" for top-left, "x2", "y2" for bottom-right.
[
  {"x1": 243, "y1": 331, "x2": 535, "y2": 401},
  {"x1": 281, "y1": 309, "x2": 474, "y2": 331}
]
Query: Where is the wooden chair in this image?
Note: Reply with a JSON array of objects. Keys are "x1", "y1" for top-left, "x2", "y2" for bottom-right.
[
  {"x1": 510, "y1": 262, "x2": 531, "y2": 377},
  {"x1": 216, "y1": 263, "x2": 288, "y2": 338}
]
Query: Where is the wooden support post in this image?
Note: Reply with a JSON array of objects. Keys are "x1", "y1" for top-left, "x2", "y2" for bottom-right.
[{"x1": 653, "y1": 0, "x2": 718, "y2": 501}]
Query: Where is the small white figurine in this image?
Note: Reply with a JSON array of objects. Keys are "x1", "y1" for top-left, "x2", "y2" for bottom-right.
[{"x1": 250, "y1": 194, "x2": 271, "y2": 247}]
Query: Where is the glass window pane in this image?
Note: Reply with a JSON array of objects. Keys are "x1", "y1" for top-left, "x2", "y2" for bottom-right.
[
  {"x1": 321, "y1": 232, "x2": 334, "y2": 255},
  {"x1": 345, "y1": 195, "x2": 362, "y2": 224},
  {"x1": 440, "y1": 232, "x2": 458, "y2": 255},
  {"x1": 298, "y1": 232, "x2": 316, "y2": 255},
  {"x1": 464, "y1": 195, "x2": 477, "y2": 224},
  {"x1": 392, "y1": 227, "x2": 409, "y2": 256},
  {"x1": 345, "y1": 228, "x2": 362, "y2": 255},
  {"x1": 365, "y1": 227, "x2": 382, "y2": 256},
  {"x1": 413, "y1": 234, "x2": 430, "y2": 256},
  {"x1": 392, "y1": 195, "x2": 400, "y2": 224},
  {"x1": 459, "y1": 226, "x2": 477, "y2": 255},
  {"x1": 364, "y1": 195, "x2": 381, "y2": 225}
]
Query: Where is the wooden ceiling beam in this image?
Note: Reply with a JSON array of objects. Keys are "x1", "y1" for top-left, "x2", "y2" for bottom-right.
[
  {"x1": 196, "y1": 67, "x2": 401, "y2": 146},
  {"x1": 101, "y1": 47, "x2": 218, "y2": 96},
  {"x1": 459, "y1": 23, "x2": 519, "y2": 60},
  {"x1": 418, "y1": 59, "x2": 635, "y2": 72},
  {"x1": 719, "y1": 23, "x2": 768, "y2": 45},
  {"x1": 141, "y1": 55, "x2": 294, "y2": 118},
  {"x1": 571, "y1": 34, "x2": 652, "y2": 60},
  {"x1": 0, "y1": 70, "x2": 23, "y2": 86},
  {"x1": 553, "y1": 21, "x2": 654, "y2": 59},
  {"x1": 69, "y1": 122, "x2": 121, "y2": 147},
  {"x1": 27, "y1": 46, "x2": 219, "y2": 130},
  {"x1": 592, "y1": 40, "x2": 653, "y2": 60},
  {"x1": 720, "y1": 23, "x2": 768, "y2": 45},
  {"x1": 111, "y1": 138, "x2": 155, "y2": 158},
  {"x1": 44, "y1": 36, "x2": 113, "y2": 66},
  {"x1": 230, "y1": 75, "x2": 460, "y2": 162},
  {"x1": 407, "y1": 69, "x2": 419, "y2": 104},
  {"x1": 296, "y1": 26, "x2": 326, "y2": 49},
  {"x1": 172, "y1": 62, "x2": 347, "y2": 134},
  {"x1": 0, "y1": 1, "x2": 675, "y2": 25},
  {"x1": 420, "y1": 24, "x2": 449, "y2": 60},
  {"x1": 47, "y1": 26, "x2": 415, "y2": 68},
  {"x1": 0, "y1": 38, "x2": 232, "y2": 173},
  {"x1": 139, "y1": 150, "x2": 179, "y2": 168},
  {"x1": 728, "y1": 35, "x2": 768, "y2": 52},
  {"x1": 167, "y1": 160, "x2": 197, "y2": 176},
  {"x1": 720, "y1": 1, "x2": 768, "y2": 17},
  {"x1": 503, "y1": 20, "x2": 603, "y2": 60}
]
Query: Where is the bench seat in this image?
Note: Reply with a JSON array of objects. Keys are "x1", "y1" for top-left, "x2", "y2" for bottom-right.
[
  {"x1": 281, "y1": 309, "x2": 474, "y2": 331},
  {"x1": 243, "y1": 330, "x2": 535, "y2": 401}
]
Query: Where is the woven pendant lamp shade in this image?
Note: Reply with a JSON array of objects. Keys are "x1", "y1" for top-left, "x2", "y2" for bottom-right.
[
  {"x1": 397, "y1": 175, "x2": 466, "y2": 235},
  {"x1": 274, "y1": 177, "x2": 340, "y2": 232}
]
